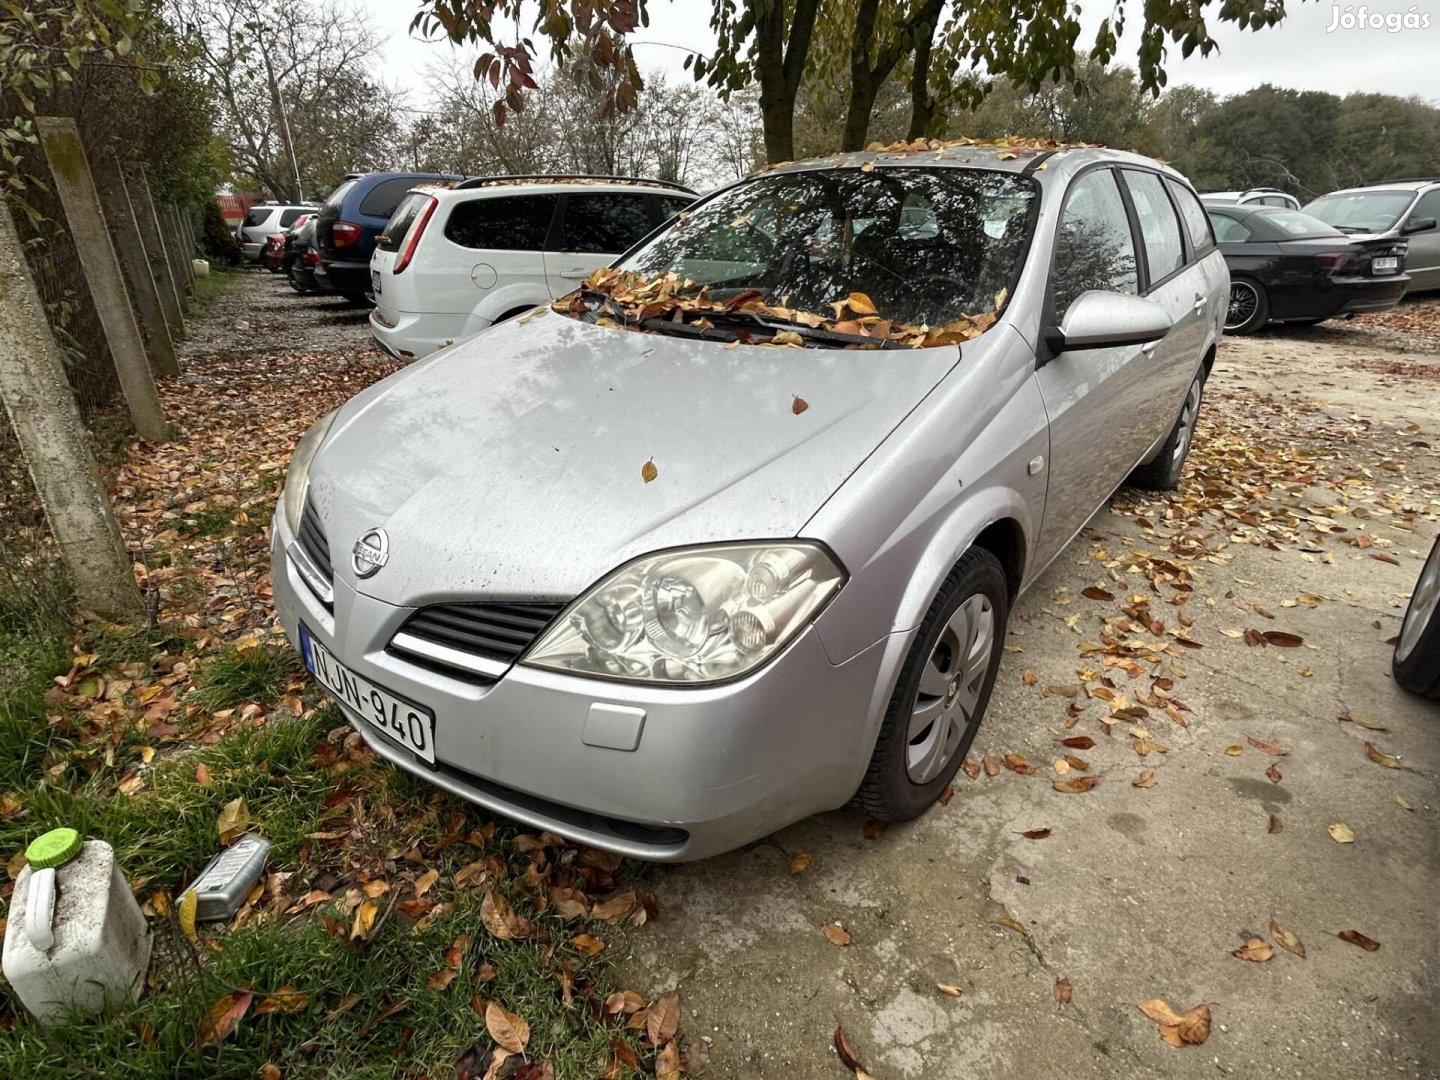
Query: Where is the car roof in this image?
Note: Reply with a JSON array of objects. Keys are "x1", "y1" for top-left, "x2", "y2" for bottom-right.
[
  {"x1": 1317, "y1": 180, "x2": 1436, "y2": 195},
  {"x1": 423, "y1": 177, "x2": 699, "y2": 202},
  {"x1": 755, "y1": 139, "x2": 1190, "y2": 187}
]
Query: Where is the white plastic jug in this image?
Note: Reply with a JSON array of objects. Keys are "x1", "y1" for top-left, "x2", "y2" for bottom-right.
[{"x1": 2, "y1": 828, "x2": 152, "y2": 1022}]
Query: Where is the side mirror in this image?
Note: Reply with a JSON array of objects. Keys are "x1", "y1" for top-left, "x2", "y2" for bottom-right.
[
  {"x1": 1402, "y1": 216, "x2": 1437, "y2": 235},
  {"x1": 1048, "y1": 291, "x2": 1174, "y2": 352}
]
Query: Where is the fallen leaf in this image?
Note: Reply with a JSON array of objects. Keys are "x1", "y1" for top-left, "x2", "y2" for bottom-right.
[
  {"x1": 792, "y1": 395, "x2": 809, "y2": 415},
  {"x1": 427, "y1": 967, "x2": 457, "y2": 991},
  {"x1": 255, "y1": 986, "x2": 310, "y2": 1014},
  {"x1": 592, "y1": 890, "x2": 637, "y2": 923},
  {"x1": 1341, "y1": 710, "x2": 1388, "y2": 731},
  {"x1": 1022, "y1": 669, "x2": 1038, "y2": 685},
  {"x1": 195, "y1": 763, "x2": 211, "y2": 786},
  {"x1": 1232, "y1": 937, "x2": 1273, "y2": 962},
  {"x1": 1396, "y1": 794, "x2": 1413, "y2": 811},
  {"x1": 1265, "y1": 764, "x2": 1282, "y2": 784},
  {"x1": 178, "y1": 889, "x2": 198, "y2": 944},
  {"x1": 846, "y1": 292, "x2": 878, "y2": 316},
  {"x1": 823, "y1": 922, "x2": 851, "y2": 946},
  {"x1": 350, "y1": 900, "x2": 379, "y2": 940},
  {"x1": 655, "y1": 1040, "x2": 681, "y2": 1079},
  {"x1": 646, "y1": 992, "x2": 680, "y2": 1047},
  {"x1": 1133, "y1": 770, "x2": 1156, "y2": 789},
  {"x1": 1364, "y1": 742, "x2": 1402, "y2": 769},
  {"x1": 862, "y1": 818, "x2": 888, "y2": 840},
  {"x1": 641, "y1": 458, "x2": 657, "y2": 483},
  {"x1": 1225, "y1": 745, "x2": 1243, "y2": 756},
  {"x1": 996, "y1": 917, "x2": 1029, "y2": 936},
  {"x1": 414, "y1": 868, "x2": 439, "y2": 897},
  {"x1": 1053, "y1": 776, "x2": 1099, "y2": 794},
  {"x1": 1263, "y1": 631, "x2": 1304, "y2": 647},
  {"x1": 1268, "y1": 814, "x2": 1282, "y2": 834},
  {"x1": 1003, "y1": 753, "x2": 1033, "y2": 774},
  {"x1": 834, "y1": 1025, "x2": 869, "y2": 1074},
  {"x1": 217, "y1": 797, "x2": 250, "y2": 845},
  {"x1": 1137, "y1": 999, "x2": 1211, "y2": 1047},
  {"x1": 198, "y1": 989, "x2": 253, "y2": 1047},
  {"x1": 1336, "y1": 929, "x2": 1381, "y2": 951},
  {"x1": 1246, "y1": 736, "x2": 1289, "y2": 756},
  {"x1": 961, "y1": 756, "x2": 981, "y2": 780},
  {"x1": 1061, "y1": 736, "x2": 1095, "y2": 749},
  {"x1": 937, "y1": 983, "x2": 964, "y2": 997},
  {"x1": 789, "y1": 852, "x2": 813, "y2": 875},
  {"x1": 1053, "y1": 977, "x2": 1073, "y2": 1005},
  {"x1": 1021, "y1": 828, "x2": 1051, "y2": 840},
  {"x1": 1270, "y1": 921, "x2": 1305, "y2": 958},
  {"x1": 570, "y1": 933, "x2": 605, "y2": 955},
  {"x1": 1328, "y1": 823, "x2": 1355, "y2": 844},
  {"x1": 481, "y1": 888, "x2": 523, "y2": 940},
  {"x1": 771, "y1": 330, "x2": 804, "y2": 346},
  {"x1": 982, "y1": 754, "x2": 1000, "y2": 777},
  {"x1": 484, "y1": 1000, "x2": 530, "y2": 1053},
  {"x1": 1081, "y1": 586, "x2": 1115, "y2": 601}
]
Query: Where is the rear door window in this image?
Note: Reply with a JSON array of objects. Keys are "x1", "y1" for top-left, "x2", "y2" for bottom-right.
[
  {"x1": 1051, "y1": 169, "x2": 1139, "y2": 315},
  {"x1": 1164, "y1": 179, "x2": 1216, "y2": 256},
  {"x1": 359, "y1": 177, "x2": 423, "y2": 220},
  {"x1": 445, "y1": 195, "x2": 559, "y2": 250},
  {"x1": 658, "y1": 195, "x2": 696, "y2": 220},
  {"x1": 560, "y1": 192, "x2": 654, "y2": 253},
  {"x1": 242, "y1": 207, "x2": 274, "y2": 228},
  {"x1": 1123, "y1": 170, "x2": 1186, "y2": 283}
]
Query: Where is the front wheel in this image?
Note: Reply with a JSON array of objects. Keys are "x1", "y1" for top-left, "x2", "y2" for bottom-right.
[
  {"x1": 1394, "y1": 536, "x2": 1440, "y2": 698},
  {"x1": 853, "y1": 548, "x2": 1009, "y2": 821},
  {"x1": 1225, "y1": 279, "x2": 1269, "y2": 334}
]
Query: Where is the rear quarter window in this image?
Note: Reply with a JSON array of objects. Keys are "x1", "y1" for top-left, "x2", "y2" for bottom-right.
[
  {"x1": 1123, "y1": 170, "x2": 1186, "y2": 282},
  {"x1": 322, "y1": 179, "x2": 356, "y2": 210},
  {"x1": 1164, "y1": 179, "x2": 1216, "y2": 256},
  {"x1": 1208, "y1": 214, "x2": 1252, "y2": 244},
  {"x1": 444, "y1": 194, "x2": 559, "y2": 251},
  {"x1": 242, "y1": 207, "x2": 274, "y2": 228},
  {"x1": 278, "y1": 208, "x2": 307, "y2": 227},
  {"x1": 378, "y1": 192, "x2": 431, "y2": 251},
  {"x1": 359, "y1": 177, "x2": 423, "y2": 220}
]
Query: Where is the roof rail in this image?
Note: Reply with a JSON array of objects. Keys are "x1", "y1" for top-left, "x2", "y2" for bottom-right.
[
  {"x1": 452, "y1": 173, "x2": 697, "y2": 195},
  {"x1": 1386, "y1": 177, "x2": 1440, "y2": 184}
]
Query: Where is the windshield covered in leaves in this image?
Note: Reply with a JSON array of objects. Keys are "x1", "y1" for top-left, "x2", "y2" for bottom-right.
[{"x1": 611, "y1": 167, "x2": 1037, "y2": 334}]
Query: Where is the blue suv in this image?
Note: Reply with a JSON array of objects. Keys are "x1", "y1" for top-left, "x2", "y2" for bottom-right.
[{"x1": 315, "y1": 171, "x2": 463, "y2": 302}]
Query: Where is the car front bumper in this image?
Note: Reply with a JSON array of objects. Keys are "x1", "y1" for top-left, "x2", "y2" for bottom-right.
[{"x1": 269, "y1": 505, "x2": 895, "y2": 861}]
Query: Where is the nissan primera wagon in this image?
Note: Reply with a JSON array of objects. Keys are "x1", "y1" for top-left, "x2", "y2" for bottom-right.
[{"x1": 271, "y1": 142, "x2": 1227, "y2": 861}]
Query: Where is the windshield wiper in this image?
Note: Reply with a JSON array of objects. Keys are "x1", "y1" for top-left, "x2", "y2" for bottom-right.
[{"x1": 657, "y1": 306, "x2": 911, "y2": 350}]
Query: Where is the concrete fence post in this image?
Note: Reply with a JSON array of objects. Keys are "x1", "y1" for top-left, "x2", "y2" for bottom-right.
[
  {"x1": 127, "y1": 164, "x2": 186, "y2": 338},
  {"x1": 36, "y1": 117, "x2": 172, "y2": 442},
  {"x1": 92, "y1": 156, "x2": 180, "y2": 377},
  {"x1": 168, "y1": 204, "x2": 196, "y2": 288},
  {"x1": 0, "y1": 196, "x2": 144, "y2": 618}
]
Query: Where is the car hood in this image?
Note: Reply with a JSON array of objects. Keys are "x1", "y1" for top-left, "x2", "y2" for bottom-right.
[{"x1": 308, "y1": 311, "x2": 963, "y2": 603}]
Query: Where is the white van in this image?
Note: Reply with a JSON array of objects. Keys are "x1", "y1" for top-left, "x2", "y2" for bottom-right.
[{"x1": 368, "y1": 177, "x2": 697, "y2": 359}]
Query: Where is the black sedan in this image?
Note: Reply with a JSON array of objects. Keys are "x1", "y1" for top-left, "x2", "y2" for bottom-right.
[{"x1": 1206, "y1": 205, "x2": 1409, "y2": 333}]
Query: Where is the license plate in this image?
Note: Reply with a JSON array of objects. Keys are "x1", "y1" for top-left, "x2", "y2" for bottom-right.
[
  {"x1": 371, "y1": 269, "x2": 382, "y2": 294},
  {"x1": 1372, "y1": 256, "x2": 1399, "y2": 274},
  {"x1": 300, "y1": 626, "x2": 435, "y2": 763}
]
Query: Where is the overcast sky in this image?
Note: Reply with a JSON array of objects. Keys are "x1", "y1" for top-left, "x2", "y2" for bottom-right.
[{"x1": 359, "y1": 0, "x2": 1440, "y2": 111}]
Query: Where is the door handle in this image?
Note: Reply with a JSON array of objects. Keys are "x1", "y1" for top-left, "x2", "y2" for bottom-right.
[
  {"x1": 1141, "y1": 341, "x2": 1158, "y2": 358},
  {"x1": 559, "y1": 268, "x2": 590, "y2": 280},
  {"x1": 1192, "y1": 294, "x2": 1206, "y2": 314}
]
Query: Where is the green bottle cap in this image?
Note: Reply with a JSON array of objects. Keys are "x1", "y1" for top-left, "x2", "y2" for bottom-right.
[{"x1": 26, "y1": 827, "x2": 83, "y2": 870}]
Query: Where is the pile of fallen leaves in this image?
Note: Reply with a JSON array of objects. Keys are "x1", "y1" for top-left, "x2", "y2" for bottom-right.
[{"x1": 556, "y1": 267, "x2": 1001, "y2": 349}]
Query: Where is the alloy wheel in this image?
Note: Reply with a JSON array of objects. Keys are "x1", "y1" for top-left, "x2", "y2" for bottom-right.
[
  {"x1": 906, "y1": 594, "x2": 995, "y2": 783},
  {"x1": 1397, "y1": 546, "x2": 1440, "y2": 662},
  {"x1": 1172, "y1": 377, "x2": 1203, "y2": 466},
  {"x1": 1226, "y1": 282, "x2": 1259, "y2": 331}
]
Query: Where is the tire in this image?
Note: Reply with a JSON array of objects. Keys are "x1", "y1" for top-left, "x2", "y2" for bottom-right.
[
  {"x1": 1393, "y1": 535, "x2": 1440, "y2": 698},
  {"x1": 1130, "y1": 370, "x2": 1204, "y2": 491},
  {"x1": 1225, "y1": 278, "x2": 1269, "y2": 334},
  {"x1": 287, "y1": 267, "x2": 311, "y2": 294},
  {"x1": 853, "y1": 548, "x2": 1009, "y2": 821},
  {"x1": 341, "y1": 292, "x2": 372, "y2": 308}
]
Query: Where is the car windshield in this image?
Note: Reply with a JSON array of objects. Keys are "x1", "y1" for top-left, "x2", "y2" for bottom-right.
[
  {"x1": 1263, "y1": 210, "x2": 1343, "y2": 239},
  {"x1": 1304, "y1": 191, "x2": 1415, "y2": 232},
  {"x1": 609, "y1": 166, "x2": 1037, "y2": 335}
]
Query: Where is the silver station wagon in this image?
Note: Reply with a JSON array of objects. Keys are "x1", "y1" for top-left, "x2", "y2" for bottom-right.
[{"x1": 271, "y1": 142, "x2": 1227, "y2": 861}]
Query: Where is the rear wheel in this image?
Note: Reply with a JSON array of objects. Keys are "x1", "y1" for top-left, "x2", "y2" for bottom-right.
[
  {"x1": 853, "y1": 549, "x2": 1008, "y2": 821},
  {"x1": 1130, "y1": 371, "x2": 1204, "y2": 491},
  {"x1": 1394, "y1": 536, "x2": 1440, "y2": 698},
  {"x1": 1225, "y1": 279, "x2": 1269, "y2": 334}
]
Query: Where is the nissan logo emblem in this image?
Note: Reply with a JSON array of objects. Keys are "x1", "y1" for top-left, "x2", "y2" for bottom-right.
[{"x1": 352, "y1": 527, "x2": 390, "y2": 578}]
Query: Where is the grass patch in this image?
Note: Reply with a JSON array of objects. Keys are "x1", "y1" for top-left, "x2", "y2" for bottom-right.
[
  {"x1": 0, "y1": 706, "x2": 658, "y2": 1079},
  {"x1": 0, "y1": 559, "x2": 74, "y2": 791},
  {"x1": 192, "y1": 644, "x2": 302, "y2": 709},
  {"x1": 186, "y1": 266, "x2": 237, "y2": 319}
]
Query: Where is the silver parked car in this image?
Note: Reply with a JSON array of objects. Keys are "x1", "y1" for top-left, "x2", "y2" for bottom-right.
[
  {"x1": 270, "y1": 144, "x2": 1227, "y2": 861},
  {"x1": 1304, "y1": 180, "x2": 1440, "y2": 293}
]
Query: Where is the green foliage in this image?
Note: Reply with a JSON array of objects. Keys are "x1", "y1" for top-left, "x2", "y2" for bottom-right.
[
  {"x1": 200, "y1": 197, "x2": 242, "y2": 265},
  {"x1": 193, "y1": 644, "x2": 302, "y2": 710}
]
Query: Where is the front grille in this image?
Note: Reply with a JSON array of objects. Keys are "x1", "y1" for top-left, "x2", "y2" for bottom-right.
[
  {"x1": 389, "y1": 601, "x2": 567, "y2": 681},
  {"x1": 297, "y1": 496, "x2": 333, "y2": 581}
]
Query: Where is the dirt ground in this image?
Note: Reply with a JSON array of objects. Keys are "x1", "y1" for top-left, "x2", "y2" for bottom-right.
[
  {"x1": 617, "y1": 304, "x2": 1440, "y2": 1079},
  {"x1": 211, "y1": 274, "x2": 1439, "y2": 1079}
]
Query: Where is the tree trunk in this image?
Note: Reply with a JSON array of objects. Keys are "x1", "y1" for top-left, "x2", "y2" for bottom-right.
[
  {"x1": 907, "y1": 9, "x2": 940, "y2": 139},
  {"x1": 755, "y1": 0, "x2": 823, "y2": 162},
  {"x1": 0, "y1": 196, "x2": 144, "y2": 618},
  {"x1": 261, "y1": 44, "x2": 304, "y2": 201},
  {"x1": 37, "y1": 117, "x2": 173, "y2": 442}
]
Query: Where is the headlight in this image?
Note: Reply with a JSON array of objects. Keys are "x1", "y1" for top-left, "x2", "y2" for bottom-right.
[
  {"x1": 281, "y1": 410, "x2": 337, "y2": 535},
  {"x1": 524, "y1": 542, "x2": 845, "y2": 684}
]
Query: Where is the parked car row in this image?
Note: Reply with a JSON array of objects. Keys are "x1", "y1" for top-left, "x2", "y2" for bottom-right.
[
  {"x1": 235, "y1": 202, "x2": 315, "y2": 263},
  {"x1": 271, "y1": 143, "x2": 1227, "y2": 860},
  {"x1": 1198, "y1": 176, "x2": 1439, "y2": 332}
]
